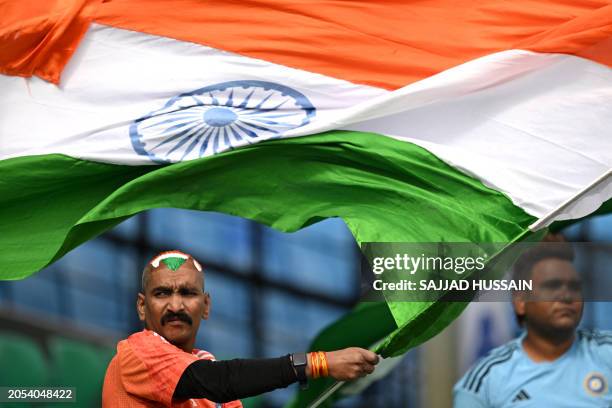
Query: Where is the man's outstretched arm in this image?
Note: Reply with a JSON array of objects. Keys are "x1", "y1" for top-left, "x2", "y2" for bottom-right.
[{"x1": 173, "y1": 347, "x2": 379, "y2": 403}]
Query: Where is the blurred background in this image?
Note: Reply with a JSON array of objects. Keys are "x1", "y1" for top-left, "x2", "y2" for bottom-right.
[{"x1": 0, "y1": 209, "x2": 610, "y2": 407}]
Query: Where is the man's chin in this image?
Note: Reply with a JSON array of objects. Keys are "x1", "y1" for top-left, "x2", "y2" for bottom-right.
[
  {"x1": 550, "y1": 317, "x2": 579, "y2": 333},
  {"x1": 160, "y1": 324, "x2": 193, "y2": 344}
]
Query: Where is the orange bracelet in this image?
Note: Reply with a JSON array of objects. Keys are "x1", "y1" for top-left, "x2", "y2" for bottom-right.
[
  {"x1": 318, "y1": 351, "x2": 329, "y2": 377},
  {"x1": 308, "y1": 351, "x2": 329, "y2": 379},
  {"x1": 309, "y1": 352, "x2": 320, "y2": 379}
]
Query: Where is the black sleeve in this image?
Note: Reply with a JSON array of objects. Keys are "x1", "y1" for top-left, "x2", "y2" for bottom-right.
[{"x1": 173, "y1": 355, "x2": 298, "y2": 403}]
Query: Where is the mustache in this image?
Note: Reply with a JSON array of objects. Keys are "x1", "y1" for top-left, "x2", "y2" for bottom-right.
[{"x1": 161, "y1": 311, "x2": 193, "y2": 326}]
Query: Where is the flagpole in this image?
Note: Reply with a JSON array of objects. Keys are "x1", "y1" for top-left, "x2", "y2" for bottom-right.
[
  {"x1": 307, "y1": 381, "x2": 345, "y2": 408},
  {"x1": 528, "y1": 169, "x2": 611, "y2": 231}
]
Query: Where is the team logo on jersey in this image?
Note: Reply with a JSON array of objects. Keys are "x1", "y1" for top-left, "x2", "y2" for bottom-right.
[
  {"x1": 130, "y1": 80, "x2": 316, "y2": 163},
  {"x1": 584, "y1": 372, "x2": 608, "y2": 396}
]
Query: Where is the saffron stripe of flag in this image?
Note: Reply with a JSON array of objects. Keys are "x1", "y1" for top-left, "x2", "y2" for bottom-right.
[{"x1": 3, "y1": 1, "x2": 611, "y2": 88}]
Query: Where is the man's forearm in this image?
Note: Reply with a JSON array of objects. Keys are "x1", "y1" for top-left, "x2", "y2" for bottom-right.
[{"x1": 173, "y1": 355, "x2": 297, "y2": 402}]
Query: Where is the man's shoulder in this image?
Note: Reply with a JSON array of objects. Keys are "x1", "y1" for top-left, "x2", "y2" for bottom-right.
[
  {"x1": 577, "y1": 329, "x2": 612, "y2": 355},
  {"x1": 466, "y1": 338, "x2": 522, "y2": 375},
  {"x1": 123, "y1": 330, "x2": 181, "y2": 351},
  {"x1": 455, "y1": 339, "x2": 521, "y2": 394},
  {"x1": 577, "y1": 329, "x2": 612, "y2": 344},
  {"x1": 116, "y1": 330, "x2": 191, "y2": 365},
  {"x1": 125, "y1": 329, "x2": 169, "y2": 345},
  {"x1": 107, "y1": 331, "x2": 201, "y2": 406},
  {"x1": 193, "y1": 349, "x2": 216, "y2": 360}
]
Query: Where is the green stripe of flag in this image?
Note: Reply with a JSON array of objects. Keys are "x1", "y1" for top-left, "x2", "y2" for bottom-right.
[{"x1": 1, "y1": 130, "x2": 534, "y2": 280}]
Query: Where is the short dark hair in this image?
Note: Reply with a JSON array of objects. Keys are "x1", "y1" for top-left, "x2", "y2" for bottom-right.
[
  {"x1": 512, "y1": 237, "x2": 575, "y2": 325},
  {"x1": 513, "y1": 242, "x2": 575, "y2": 282}
]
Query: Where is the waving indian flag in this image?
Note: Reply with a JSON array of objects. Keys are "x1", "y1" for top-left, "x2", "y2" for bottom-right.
[{"x1": 1, "y1": 0, "x2": 611, "y2": 369}]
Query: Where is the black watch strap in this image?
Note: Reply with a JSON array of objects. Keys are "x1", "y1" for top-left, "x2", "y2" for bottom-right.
[{"x1": 291, "y1": 352, "x2": 308, "y2": 389}]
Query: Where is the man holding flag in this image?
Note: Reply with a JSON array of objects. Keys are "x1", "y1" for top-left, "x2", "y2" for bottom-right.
[{"x1": 102, "y1": 250, "x2": 379, "y2": 407}]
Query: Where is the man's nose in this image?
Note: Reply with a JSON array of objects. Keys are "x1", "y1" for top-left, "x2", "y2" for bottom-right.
[
  {"x1": 559, "y1": 289, "x2": 572, "y2": 303},
  {"x1": 557, "y1": 284, "x2": 580, "y2": 303},
  {"x1": 167, "y1": 293, "x2": 185, "y2": 312}
]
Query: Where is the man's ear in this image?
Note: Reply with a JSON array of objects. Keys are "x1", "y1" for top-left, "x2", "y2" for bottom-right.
[
  {"x1": 202, "y1": 292, "x2": 211, "y2": 320},
  {"x1": 137, "y1": 293, "x2": 146, "y2": 322}
]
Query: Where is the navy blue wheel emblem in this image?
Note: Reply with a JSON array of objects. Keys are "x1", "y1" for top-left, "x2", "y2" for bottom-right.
[{"x1": 130, "y1": 80, "x2": 316, "y2": 163}]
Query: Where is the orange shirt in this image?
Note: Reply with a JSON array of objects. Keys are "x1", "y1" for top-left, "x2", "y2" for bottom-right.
[{"x1": 102, "y1": 330, "x2": 243, "y2": 408}]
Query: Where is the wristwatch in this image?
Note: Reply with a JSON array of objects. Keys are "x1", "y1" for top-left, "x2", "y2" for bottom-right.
[{"x1": 291, "y1": 352, "x2": 308, "y2": 389}]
